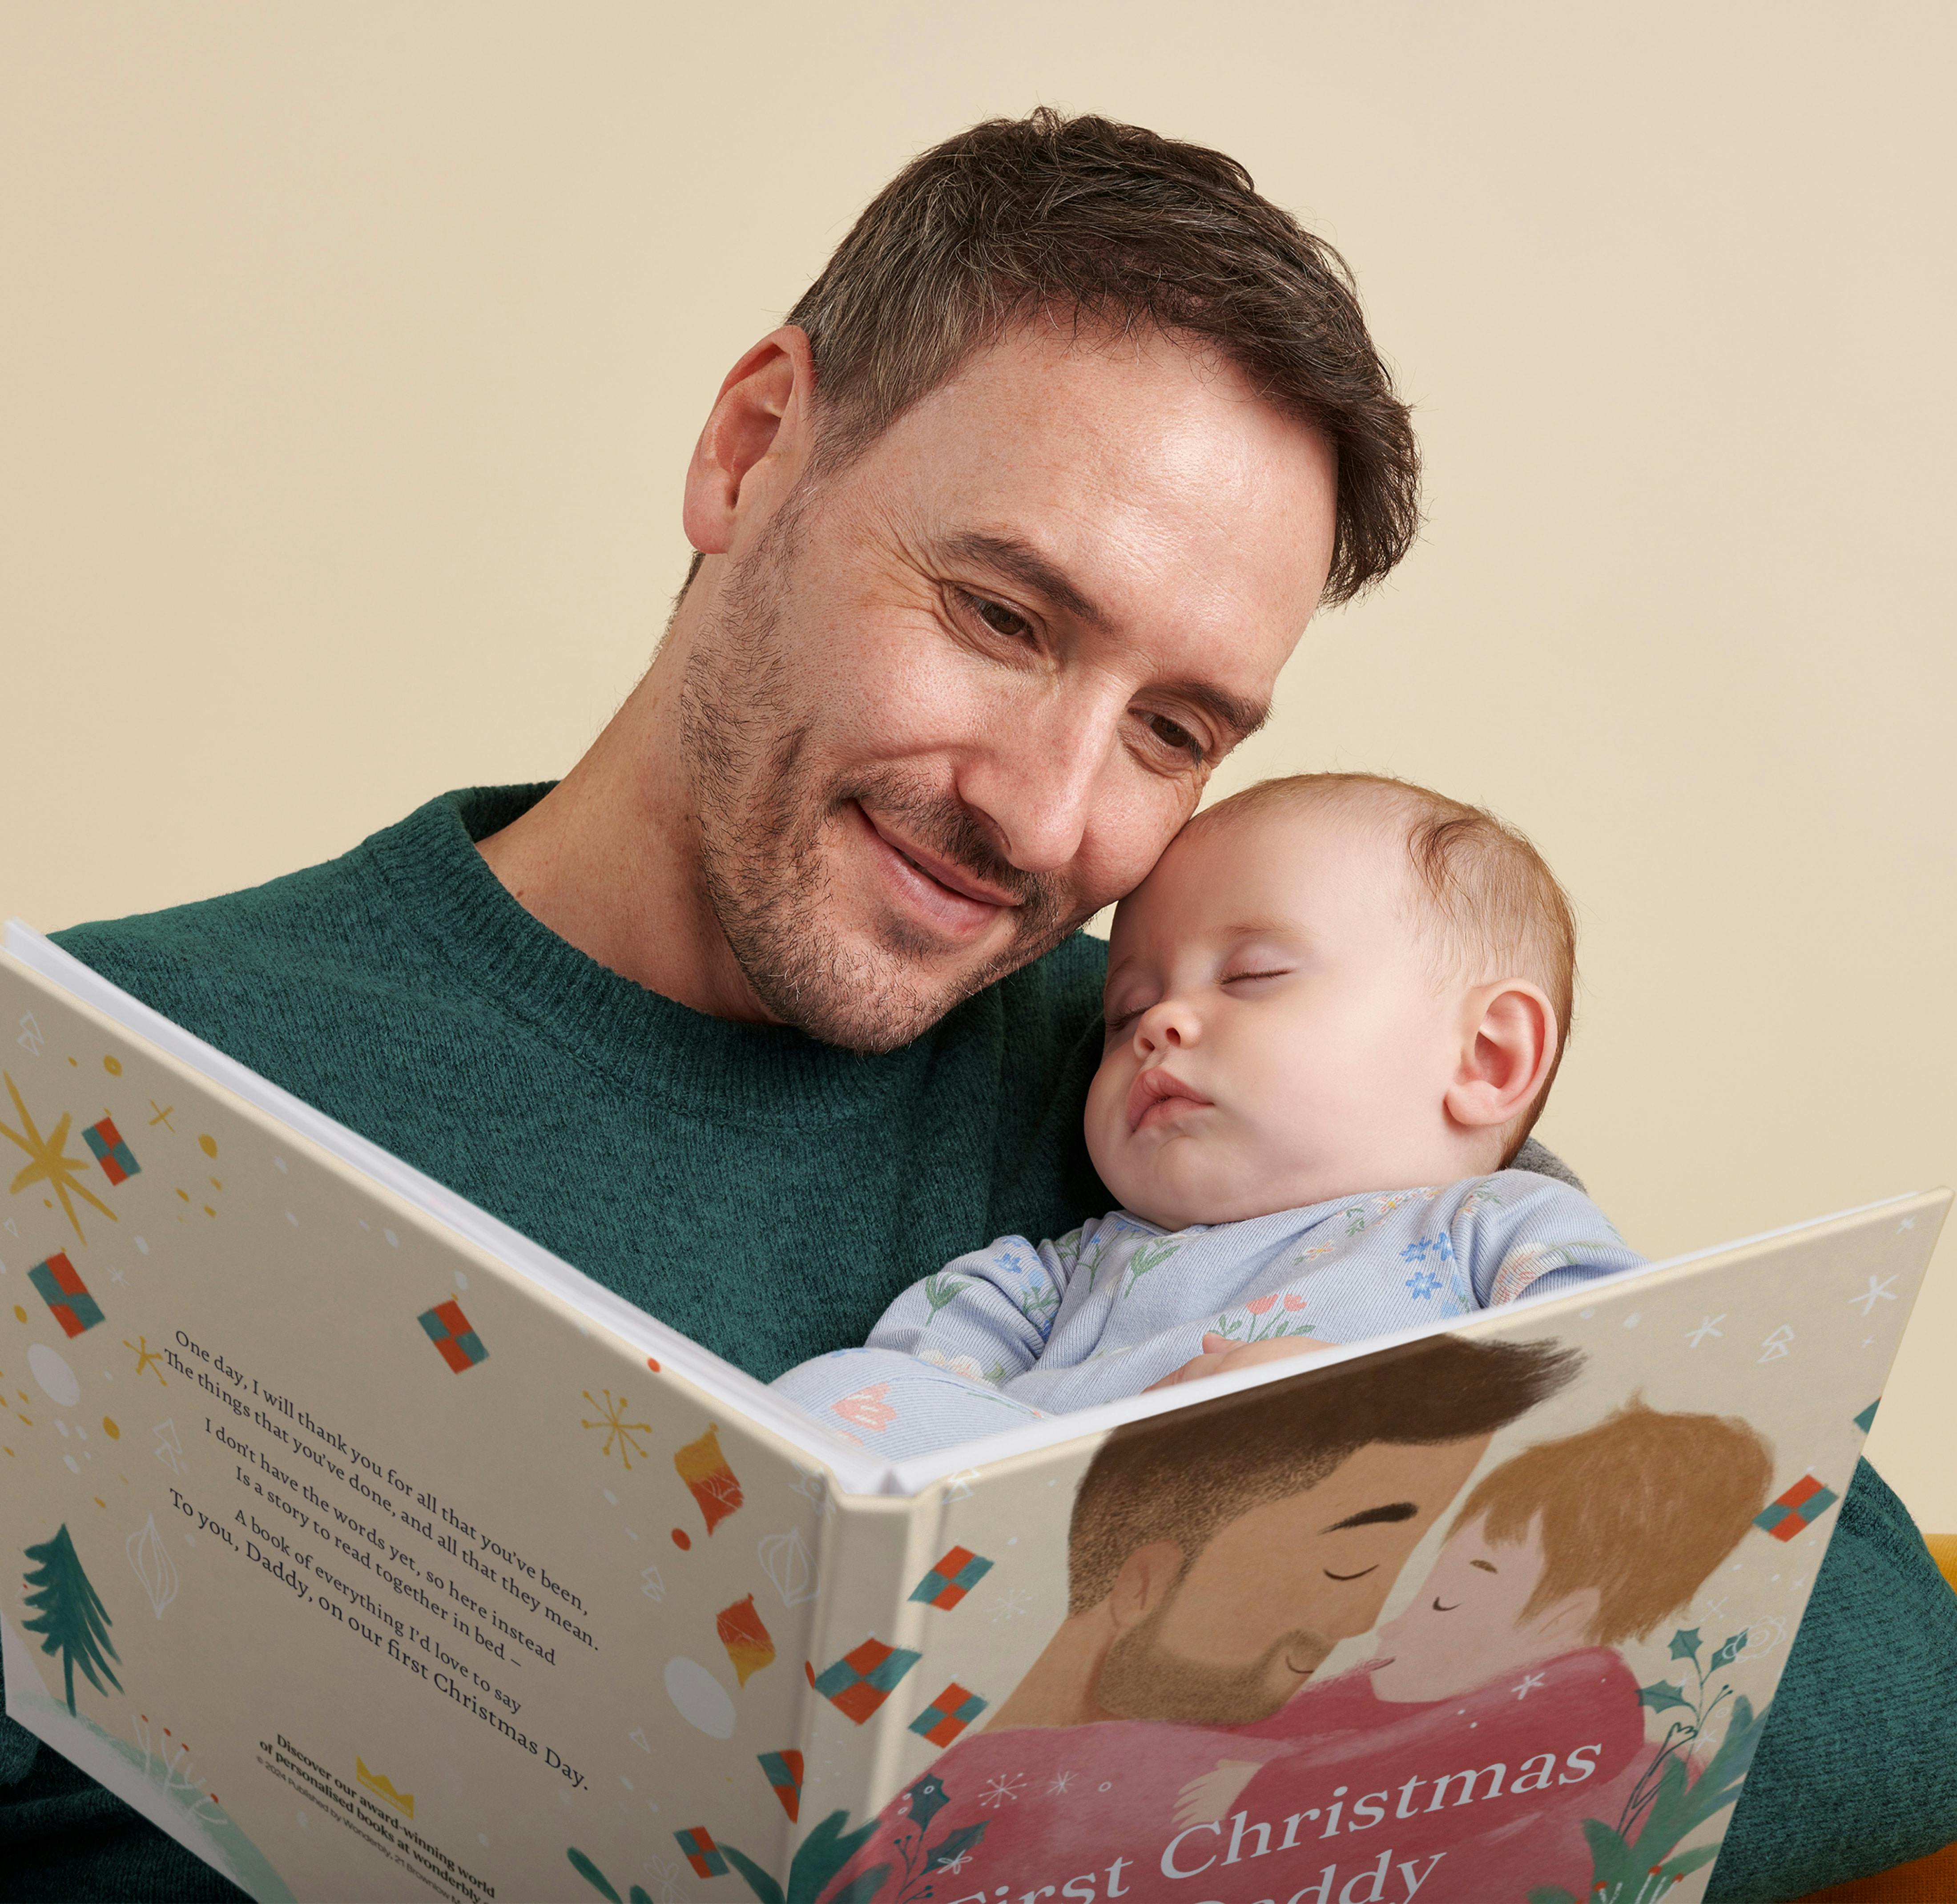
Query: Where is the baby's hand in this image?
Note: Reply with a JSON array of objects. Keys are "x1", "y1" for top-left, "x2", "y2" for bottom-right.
[{"x1": 1147, "y1": 1331, "x2": 1338, "y2": 1392}]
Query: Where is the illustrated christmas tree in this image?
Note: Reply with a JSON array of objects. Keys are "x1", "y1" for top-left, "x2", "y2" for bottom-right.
[{"x1": 22, "y1": 1525, "x2": 121, "y2": 1716}]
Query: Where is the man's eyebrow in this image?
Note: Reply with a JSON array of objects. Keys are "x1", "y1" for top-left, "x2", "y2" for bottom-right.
[
  {"x1": 941, "y1": 531, "x2": 1103, "y2": 626},
  {"x1": 1323, "y1": 1502, "x2": 1419, "y2": 1532}
]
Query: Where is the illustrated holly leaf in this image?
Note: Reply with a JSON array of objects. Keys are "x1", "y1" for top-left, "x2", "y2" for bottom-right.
[
  {"x1": 824, "y1": 1875, "x2": 891, "y2": 1904},
  {"x1": 1658, "y1": 1844, "x2": 1723, "y2": 1882},
  {"x1": 1708, "y1": 1629, "x2": 1750, "y2": 1671},
  {"x1": 785, "y1": 1811, "x2": 885, "y2": 1904},
  {"x1": 567, "y1": 1849, "x2": 624, "y2": 1904},
  {"x1": 905, "y1": 1773, "x2": 950, "y2": 1831},
  {"x1": 717, "y1": 1844, "x2": 785, "y2": 1904},
  {"x1": 1669, "y1": 1627, "x2": 1702, "y2": 1662},
  {"x1": 926, "y1": 1823, "x2": 988, "y2": 1871},
  {"x1": 1639, "y1": 1680, "x2": 1692, "y2": 1714}
]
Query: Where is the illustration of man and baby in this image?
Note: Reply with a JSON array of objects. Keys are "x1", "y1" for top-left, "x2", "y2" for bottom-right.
[{"x1": 819, "y1": 1336, "x2": 1774, "y2": 1902}]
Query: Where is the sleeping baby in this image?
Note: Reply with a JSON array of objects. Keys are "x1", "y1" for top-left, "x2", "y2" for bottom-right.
[{"x1": 772, "y1": 771, "x2": 1644, "y2": 1455}]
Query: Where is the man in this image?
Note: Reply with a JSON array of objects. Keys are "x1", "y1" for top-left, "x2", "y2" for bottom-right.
[{"x1": 2, "y1": 111, "x2": 1950, "y2": 1901}]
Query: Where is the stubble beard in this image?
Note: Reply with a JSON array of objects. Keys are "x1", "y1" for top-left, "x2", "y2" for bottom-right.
[
  {"x1": 679, "y1": 502, "x2": 1077, "y2": 1053},
  {"x1": 1095, "y1": 1590, "x2": 1330, "y2": 1727}
]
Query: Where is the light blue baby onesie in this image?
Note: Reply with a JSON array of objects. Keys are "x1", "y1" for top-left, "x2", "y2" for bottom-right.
[{"x1": 773, "y1": 1170, "x2": 1643, "y2": 1458}]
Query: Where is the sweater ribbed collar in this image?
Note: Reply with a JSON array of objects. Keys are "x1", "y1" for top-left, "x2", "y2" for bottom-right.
[{"x1": 363, "y1": 785, "x2": 949, "y2": 1131}]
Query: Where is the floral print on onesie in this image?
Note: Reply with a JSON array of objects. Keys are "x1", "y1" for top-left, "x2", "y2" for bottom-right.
[{"x1": 772, "y1": 1169, "x2": 1643, "y2": 1459}]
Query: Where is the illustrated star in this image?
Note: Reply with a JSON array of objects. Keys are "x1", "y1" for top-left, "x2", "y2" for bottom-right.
[
  {"x1": 1849, "y1": 1276, "x2": 1897, "y2": 1316},
  {"x1": 1, "y1": 1071, "x2": 115, "y2": 1243},
  {"x1": 580, "y1": 1389, "x2": 652, "y2": 1468},
  {"x1": 1686, "y1": 1315, "x2": 1725, "y2": 1347},
  {"x1": 1899, "y1": 1217, "x2": 1916, "y2": 1232},
  {"x1": 148, "y1": 1101, "x2": 176, "y2": 1130},
  {"x1": 1512, "y1": 1672, "x2": 1546, "y2": 1700},
  {"x1": 125, "y1": 1337, "x2": 167, "y2": 1385}
]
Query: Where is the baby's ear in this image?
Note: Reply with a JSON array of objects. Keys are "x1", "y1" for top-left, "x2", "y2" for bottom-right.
[
  {"x1": 1531, "y1": 1585, "x2": 1603, "y2": 1647},
  {"x1": 1445, "y1": 981, "x2": 1558, "y2": 1136}
]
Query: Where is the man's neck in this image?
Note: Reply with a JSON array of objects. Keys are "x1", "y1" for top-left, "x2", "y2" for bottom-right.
[{"x1": 475, "y1": 620, "x2": 777, "y2": 1023}]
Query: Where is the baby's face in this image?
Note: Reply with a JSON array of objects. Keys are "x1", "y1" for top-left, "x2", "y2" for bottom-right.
[{"x1": 1087, "y1": 802, "x2": 1466, "y2": 1230}]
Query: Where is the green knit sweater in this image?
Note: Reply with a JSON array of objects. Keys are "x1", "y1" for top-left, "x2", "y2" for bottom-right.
[{"x1": 4, "y1": 786, "x2": 1955, "y2": 1901}]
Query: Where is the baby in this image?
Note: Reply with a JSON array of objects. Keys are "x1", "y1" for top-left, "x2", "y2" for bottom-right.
[{"x1": 773, "y1": 772, "x2": 1645, "y2": 1455}]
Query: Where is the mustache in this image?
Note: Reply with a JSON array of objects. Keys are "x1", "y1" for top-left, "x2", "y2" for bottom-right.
[{"x1": 841, "y1": 770, "x2": 1074, "y2": 933}]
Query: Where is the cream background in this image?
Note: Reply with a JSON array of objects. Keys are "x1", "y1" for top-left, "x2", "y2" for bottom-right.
[{"x1": 4, "y1": 9, "x2": 1953, "y2": 1517}]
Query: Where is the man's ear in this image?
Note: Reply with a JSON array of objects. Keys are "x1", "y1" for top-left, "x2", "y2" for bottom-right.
[
  {"x1": 1444, "y1": 980, "x2": 1557, "y2": 1137},
  {"x1": 682, "y1": 325, "x2": 818, "y2": 559},
  {"x1": 1106, "y1": 1541, "x2": 1186, "y2": 1632}
]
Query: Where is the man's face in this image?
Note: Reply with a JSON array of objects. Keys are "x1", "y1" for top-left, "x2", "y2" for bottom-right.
[
  {"x1": 681, "y1": 324, "x2": 1338, "y2": 1050},
  {"x1": 1093, "y1": 1434, "x2": 1492, "y2": 1727}
]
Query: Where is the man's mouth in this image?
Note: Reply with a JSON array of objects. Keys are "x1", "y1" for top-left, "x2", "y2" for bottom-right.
[
  {"x1": 853, "y1": 802, "x2": 1020, "y2": 942},
  {"x1": 1127, "y1": 1065, "x2": 1215, "y2": 1133}
]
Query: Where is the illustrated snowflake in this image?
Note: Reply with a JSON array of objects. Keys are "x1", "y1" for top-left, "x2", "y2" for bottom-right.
[
  {"x1": 1512, "y1": 1672, "x2": 1546, "y2": 1700},
  {"x1": 1686, "y1": 1315, "x2": 1726, "y2": 1347},
  {"x1": 1849, "y1": 1275, "x2": 1898, "y2": 1316},
  {"x1": 979, "y1": 1771, "x2": 1026, "y2": 1809},
  {"x1": 1404, "y1": 1269, "x2": 1443, "y2": 1300},
  {"x1": 988, "y1": 1586, "x2": 1032, "y2": 1623},
  {"x1": 1047, "y1": 1770, "x2": 1076, "y2": 1795},
  {"x1": 580, "y1": 1388, "x2": 653, "y2": 1469},
  {"x1": 640, "y1": 1854, "x2": 689, "y2": 1904}
]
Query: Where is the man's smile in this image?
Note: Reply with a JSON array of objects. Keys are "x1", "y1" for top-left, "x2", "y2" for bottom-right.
[{"x1": 852, "y1": 801, "x2": 1020, "y2": 943}]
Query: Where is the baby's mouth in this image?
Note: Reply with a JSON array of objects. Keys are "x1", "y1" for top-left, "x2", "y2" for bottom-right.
[{"x1": 1126, "y1": 1066, "x2": 1215, "y2": 1133}]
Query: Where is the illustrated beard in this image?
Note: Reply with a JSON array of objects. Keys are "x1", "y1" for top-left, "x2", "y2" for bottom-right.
[
  {"x1": 1095, "y1": 1591, "x2": 1331, "y2": 1727},
  {"x1": 679, "y1": 494, "x2": 1076, "y2": 1053}
]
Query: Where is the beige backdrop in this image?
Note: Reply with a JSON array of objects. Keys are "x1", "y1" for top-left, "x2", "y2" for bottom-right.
[{"x1": 4, "y1": 6, "x2": 1953, "y2": 1519}]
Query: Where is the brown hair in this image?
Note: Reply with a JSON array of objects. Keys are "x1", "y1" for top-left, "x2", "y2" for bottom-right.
[
  {"x1": 1455, "y1": 1399, "x2": 1775, "y2": 1646},
  {"x1": 1196, "y1": 772, "x2": 1579, "y2": 1155},
  {"x1": 686, "y1": 108, "x2": 1418, "y2": 607},
  {"x1": 1066, "y1": 1332, "x2": 1578, "y2": 1614}
]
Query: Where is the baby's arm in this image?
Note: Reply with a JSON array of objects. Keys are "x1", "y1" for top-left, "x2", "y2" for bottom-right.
[
  {"x1": 860, "y1": 1232, "x2": 1072, "y2": 1382},
  {"x1": 1148, "y1": 1330, "x2": 1338, "y2": 1392},
  {"x1": 1460, "y1": 1172, "x2": 1647, "y2": 1307}
]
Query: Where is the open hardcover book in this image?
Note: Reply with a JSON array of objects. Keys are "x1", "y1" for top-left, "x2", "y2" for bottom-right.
[{"x1": 0, "y1": 922, "x2": 1945, "y2": 1904}]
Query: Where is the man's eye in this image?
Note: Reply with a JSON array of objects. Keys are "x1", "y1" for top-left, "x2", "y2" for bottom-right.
[
  {"x1": 965, "y1": 593, "x2": 1034, "y2": 642},
  {"x1": 1147, "y1": 713, "x2": 1205, "y2": 765}
]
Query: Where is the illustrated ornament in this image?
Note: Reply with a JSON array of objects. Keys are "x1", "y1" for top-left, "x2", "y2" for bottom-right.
[
  {"x1": 758, "y1": 1528, "x2": 818, "y2": 1607},
  {"x1": 125, "y1": 1514, "x2": 179, "y2": 1619},
  {"x1": 716, "y1": 1593, "x2": 777, "y2": 1686},
  {"x1": 22, "y1": 1524, "x2": 121, "y2": 1715},
  {"x1": 673, "y1": 1425, "x2": 743, "y2": 1532}
]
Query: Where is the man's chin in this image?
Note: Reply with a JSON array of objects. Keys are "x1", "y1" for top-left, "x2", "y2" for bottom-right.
[{"x1": 738, "y1": 929, "x2": 1011, "y2": 1054}]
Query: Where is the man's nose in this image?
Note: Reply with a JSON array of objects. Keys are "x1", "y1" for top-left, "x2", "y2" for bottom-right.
[{"x1": 953, "y1": 690, "x2": 1124, "y2": 875}]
